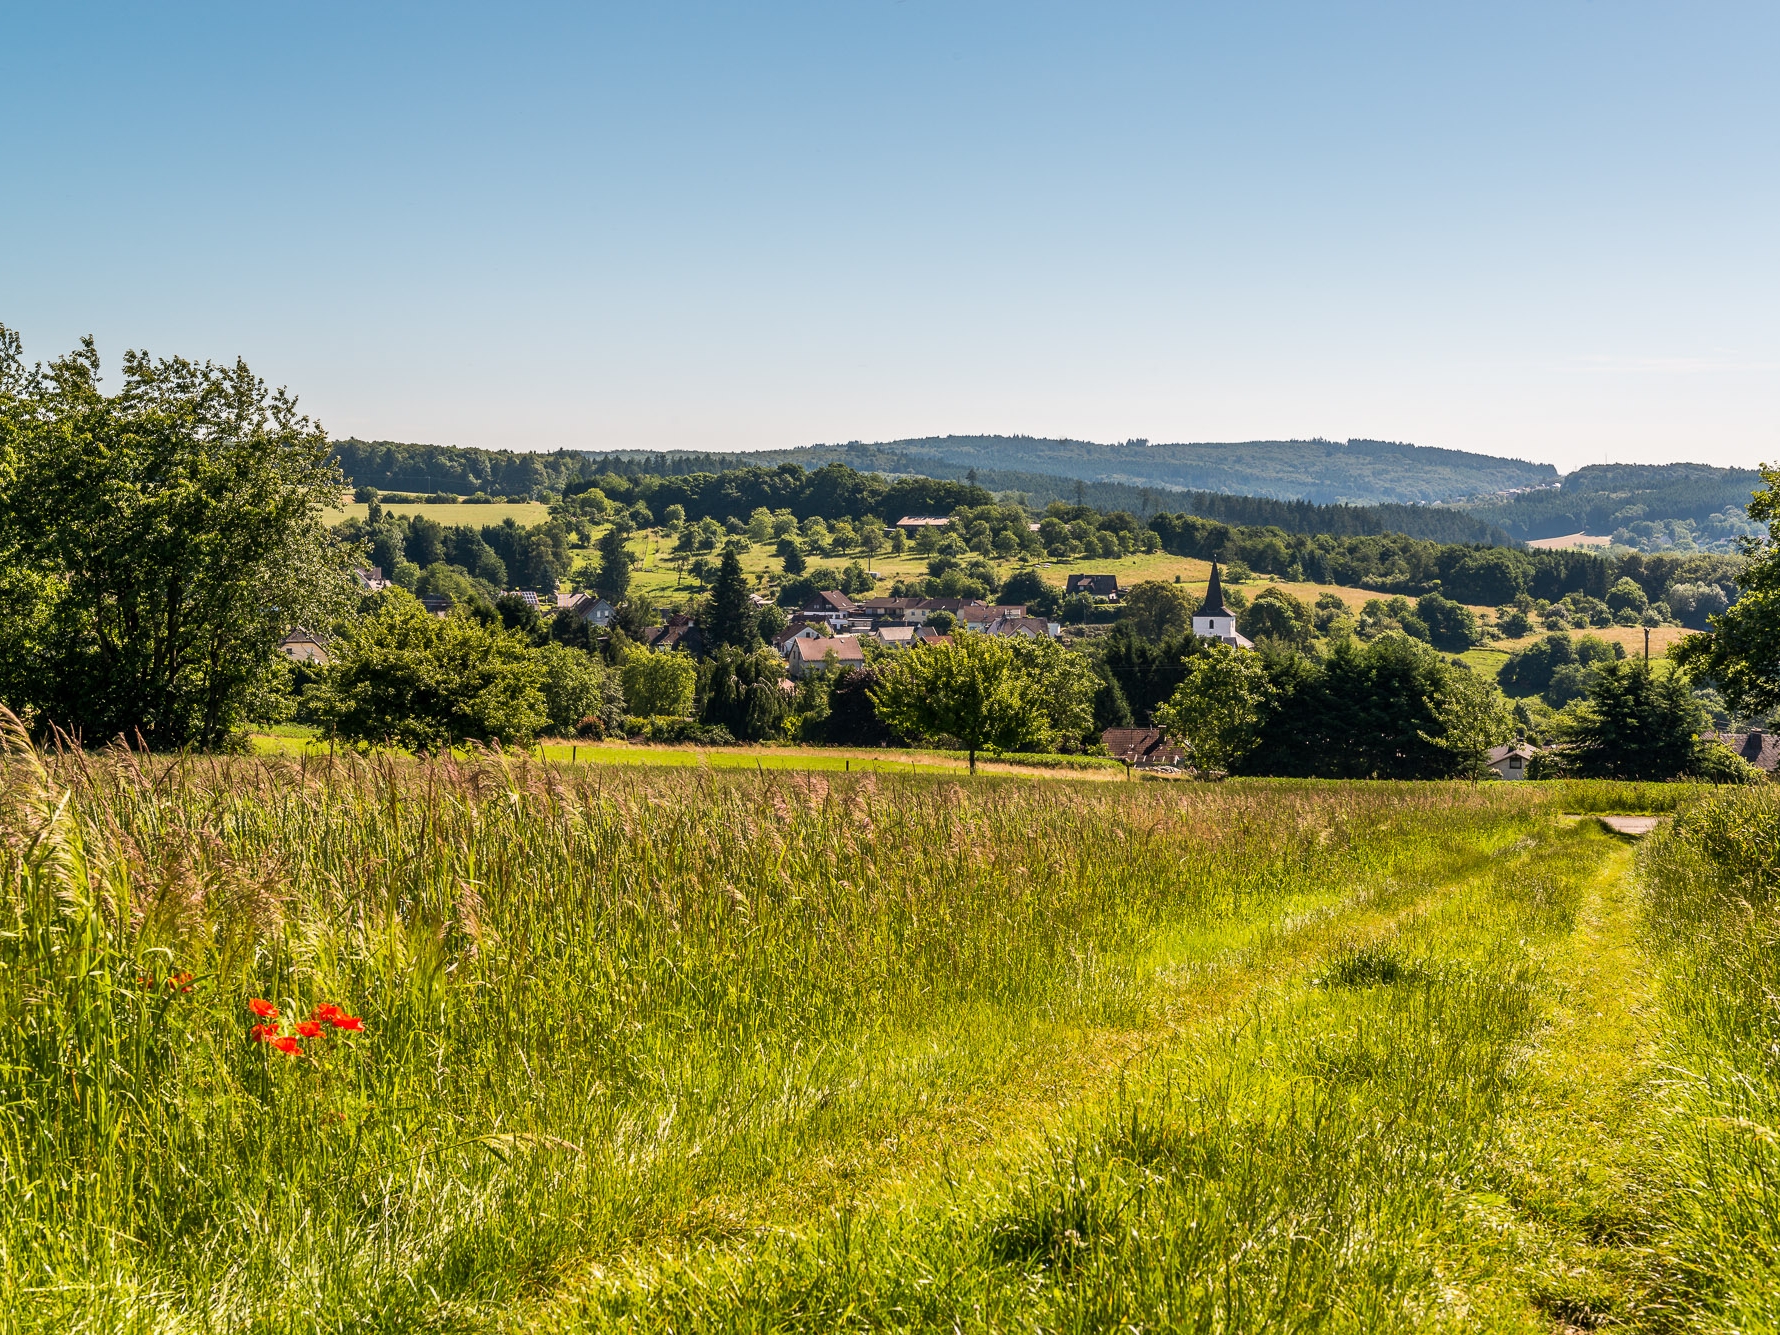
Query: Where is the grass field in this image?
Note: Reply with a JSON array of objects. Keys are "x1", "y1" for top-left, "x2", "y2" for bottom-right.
[
  {"x1": 324, "y1": 500, "x2": 554, "y2": 528},
  {"x1": 7, "y1": 717, "x2": 1777, "y2": 1332}
]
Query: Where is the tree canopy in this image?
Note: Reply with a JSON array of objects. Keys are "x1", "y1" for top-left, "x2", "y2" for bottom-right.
[{"x1": 0, "y1": 328, "x2": 355, "y2": 747}]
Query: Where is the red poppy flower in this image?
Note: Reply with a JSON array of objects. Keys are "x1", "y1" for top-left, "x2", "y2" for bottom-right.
[
  {"x1": 271, "y1": 1036, "x2": 303, "y2": 1055},
  {"x1": 250, "y1": 1024, "x2": 278, "y2": 1042},
  {"x1": 295, "y1": 1020, "x2": 322, "y2": 1038},
  {"x1": 249, "y1": 998, "x2": 279, "y2": 1020},
  {"x1": 331, "y1": 1015, "x2": 365, "y2": 1032},
  {"x1": 311, "y1": 1003, "x2": 344, "y2": 1024}
]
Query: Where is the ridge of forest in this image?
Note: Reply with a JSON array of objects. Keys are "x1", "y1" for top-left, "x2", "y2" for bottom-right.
[
  {"x1": 331, "y1": 440, "x2": 1513, "y2": 546},
  {"x1": 656, "y1": 435, "x2": 1556, "y2": 505}
]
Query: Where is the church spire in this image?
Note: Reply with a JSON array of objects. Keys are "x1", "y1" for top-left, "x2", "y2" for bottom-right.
[{"x1": 1197, "y1": 561, "x2": 1233, "y2": 618}]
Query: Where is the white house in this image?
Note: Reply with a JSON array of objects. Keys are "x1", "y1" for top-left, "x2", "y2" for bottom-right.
[
  {"x1": 1486, "y1": 742, "x2": 1537, "y2": 780},
  {"x1": 558, "y1": 592, "x2": 616, "y2": 628},
  {"x1": 1192, "y1": 563, "x2": 1253, "y2": 649},
  {"x1": 786, "y1": 633, "x2": 866, "y2": 678}
]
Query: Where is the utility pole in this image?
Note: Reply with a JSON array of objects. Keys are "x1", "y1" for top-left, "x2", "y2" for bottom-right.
[{"x1": 1644, "y1": 626, "x2": 1650, "y2": 662}]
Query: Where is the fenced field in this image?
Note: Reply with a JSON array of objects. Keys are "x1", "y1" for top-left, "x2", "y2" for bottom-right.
[{"x1": 2, "y1": 724, "x2": 1774, "y2": 1332}]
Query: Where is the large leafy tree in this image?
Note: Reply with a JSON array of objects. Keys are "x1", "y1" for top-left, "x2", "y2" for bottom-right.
[
  {"x1": 0, "y1": 329, "x2": 355, "y2": 747},
  {"x1": 307, "y1": 591, "x2": 548, "y2": 750},
  {"x1": 699, "y1": 646, "x2": 788, "y2": 741},
  {"x1": 1155, "y1": 641, "x2": 1274, "y2": 773},
  {"x1": 1674, "y1": 464, "x2": 1780, "y2": 717},
  {"x1": 871, "y1": 632, "x2": 1048, "y2": 772}
]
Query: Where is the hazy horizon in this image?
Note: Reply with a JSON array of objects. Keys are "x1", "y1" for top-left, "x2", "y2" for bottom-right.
[{"x1": 7, "y1": 3, "x2": 1777, "y2": 474}]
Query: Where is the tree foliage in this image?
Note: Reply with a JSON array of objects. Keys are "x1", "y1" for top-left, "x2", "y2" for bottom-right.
[
  {"x1": 1674, "y1": 464, "x2": 1780, "y2": 716},
  {"x1": 870, "y1": 633, "x2": 1049, "y2": 772},
  {"x1": 1155, "y1": 642, "x2": 1273, "y2": 773},
  {"x1": 308, "y1": 592, "x2": 548, "y2": 749},
  {"x1": 619, "y1": 646, "x2": 697, "y2": 718},
  {"x1": 0, "y1": 329, "x2": 355, "y2": 747},
  {"x1": 1548, "y1": 660, "x2": 1710, "y2": 780}
]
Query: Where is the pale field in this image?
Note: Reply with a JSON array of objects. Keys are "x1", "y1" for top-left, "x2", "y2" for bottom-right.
[
  {"x1": 1527, "y1": 531, "x2": 1614, "y2": 550},
  {"x1": 323, "y1": 500, "x2": 553, "y2": 528}
]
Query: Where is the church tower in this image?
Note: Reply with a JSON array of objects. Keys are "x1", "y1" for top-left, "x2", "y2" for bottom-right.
[{"x1": 1192, "y1": 562, "x2": 1253, "y2": 648}]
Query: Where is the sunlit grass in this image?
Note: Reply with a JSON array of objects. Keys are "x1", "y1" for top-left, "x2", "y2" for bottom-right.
[{"x1": 1, "y1": 720, "x2": 1755, "y2": 1331}]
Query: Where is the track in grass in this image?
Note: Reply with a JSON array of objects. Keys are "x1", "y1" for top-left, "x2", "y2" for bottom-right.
[{"x1": 1, "y1": 740, "x2": 1759, "y2": 1332}]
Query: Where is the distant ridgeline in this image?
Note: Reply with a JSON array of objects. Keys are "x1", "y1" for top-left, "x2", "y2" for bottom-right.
[
  {"x1": 721, "y1": 436, "x2": 1556, "y2": 506},
  {"x1": 1461, "y1": 463, "x2": 1767, "y2": 551},
  {"x1": 586, "y1": 451, "x2": 1513, "y2": 546}
]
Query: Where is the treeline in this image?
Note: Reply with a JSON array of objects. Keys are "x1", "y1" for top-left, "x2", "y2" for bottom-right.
[
  {"x1": 570, "y1": 461, "x2": 993, "y2": 525},
  {"x1": 735, "y1": 435, "x2": 1556, "y2": 505},
  {"x1": 1465, "y1": 463, "x2": 1764, "y2": 541},
  {"x1": 331, "y1": 439, "x2": 591, "y2": 498},
  {"x1": 1146, "y1": 511, "x2": 1743, "y2": 610},
  {"x1": 590, "y1": 449, "x2": 1513, "y2": 545}
]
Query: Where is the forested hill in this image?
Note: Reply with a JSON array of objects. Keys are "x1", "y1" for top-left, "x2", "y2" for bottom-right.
[
  {"x1": 586, "y1": 452, "x2": 1512, "y2": 545},
  {"x1": 328, "y1": 436, "x2": 1513, "y2": 546},
  {"x1": 1461, "y1": 463, "x2": 1765, "y2": 543},
  {"x1": 713, "y1": 436, "x2": 1556, "y2": 506}
]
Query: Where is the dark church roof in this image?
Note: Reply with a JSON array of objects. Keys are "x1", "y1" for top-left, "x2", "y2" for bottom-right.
[{"x1": 1197, "y1": 562, "x2": 1235, "y2": 618}]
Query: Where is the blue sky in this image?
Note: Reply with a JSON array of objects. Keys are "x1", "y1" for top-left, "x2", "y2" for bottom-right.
[{"x1": 4, "y1": 2, "x2": 1776, "y2": 472}]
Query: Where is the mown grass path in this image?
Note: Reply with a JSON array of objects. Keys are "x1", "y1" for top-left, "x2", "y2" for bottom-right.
[
  {"x1": 538, "y1": 814, "x2": 1661, "y2": 1331},
  {"x1": 1479, "y1": 826, "x2": 1660, "y2": 1330}
]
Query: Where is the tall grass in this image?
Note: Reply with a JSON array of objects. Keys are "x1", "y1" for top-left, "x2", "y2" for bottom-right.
[
  {"x1": 0, "y1": 717, "x2": 1579, "y2": 1330},
  {"x1": 1639, "y1": 785, "x2": 1780, "y2": 1331}
]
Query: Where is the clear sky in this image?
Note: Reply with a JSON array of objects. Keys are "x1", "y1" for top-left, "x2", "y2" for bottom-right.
[{"x1": 5, "y1": 2, "x2": 1777, "y2": 473}]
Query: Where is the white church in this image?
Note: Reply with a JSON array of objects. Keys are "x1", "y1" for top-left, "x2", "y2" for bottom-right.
[{"x1": 1192, "y1": 562, "x2": 1254, "y2": 648}]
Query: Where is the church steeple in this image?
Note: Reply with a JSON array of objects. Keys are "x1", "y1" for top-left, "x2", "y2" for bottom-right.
[{"x1": 1197, "y1": 561, "x2": 1233, "y2": 618}]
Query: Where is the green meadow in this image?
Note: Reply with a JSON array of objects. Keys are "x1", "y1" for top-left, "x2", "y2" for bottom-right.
[{"x1": 2, "y1": 722, "x2": 1776, "y2": 1332}]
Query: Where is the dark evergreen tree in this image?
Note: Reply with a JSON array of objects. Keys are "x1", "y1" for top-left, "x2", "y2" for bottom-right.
[
  {"x1": 1553, "y1": 660, "x2": 1710, "y2": 780},
  {"x1": 703, "y1": 549, "x2": 758, "y2": 650},
  {"x1": 823, "y1": 667, "x2": 896, "y2": 746},
  {"x1": 594, "y1": 525, "x2": 632, "y2": 600}
]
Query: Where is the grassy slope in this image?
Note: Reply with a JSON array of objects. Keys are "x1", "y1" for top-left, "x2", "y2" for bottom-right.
[{"x1": 7, "y1": 742, "x2": 1746, "y2": 1332}]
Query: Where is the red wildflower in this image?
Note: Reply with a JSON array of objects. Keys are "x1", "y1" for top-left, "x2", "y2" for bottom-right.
[
  {"x1": 331, "y1": 1015, "x2": 365, "y2": 1032},
  {"x1": 271, "y1": 1036, "x2": 303, "y2": 1056},
  {"x1": 169, "y1": 972, "x2": 195, "y2": 993},
  {"x1": 311, "y1": 1003, "x2": 344, "y2": 1025},
  {"x1": 249, "y1": 998, "x2": 279, "y2": 1020},
  {"x1": 295, "y1": 1020, "x2": 322, "y2": 1038},
  {"x1": 250, "y1": 1024, "x2": 278, "y2": 1042}
]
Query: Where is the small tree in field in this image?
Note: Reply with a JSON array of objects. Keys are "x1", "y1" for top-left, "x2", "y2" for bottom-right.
[
  {"x1": 1154, "y1": 641, "x2": 1272, "y2": 774},
  {"x1": 870, "y1": 632, "x2": 1047, "y2": 773}
]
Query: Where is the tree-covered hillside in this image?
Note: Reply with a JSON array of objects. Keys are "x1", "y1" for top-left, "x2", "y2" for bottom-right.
[
  {"x1": 1461, "y1": 462, "x2": 1767, "y2": 551},
  {"x1": 591, "y1": 451, "x2": 1511, "y2": 545},
  {"x1": 726, "y1": 436, "x2": 1556, "y2": 505}
]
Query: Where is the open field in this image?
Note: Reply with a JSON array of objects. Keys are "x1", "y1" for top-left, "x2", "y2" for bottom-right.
[
  {"x1": 248, "y1": 730, "x2": 1128, "y2": 778},
  {"x1": 324, "y1": 500, "x2": 554, "y2": 528},
  {"x1": 1527, "y1": 532, "x2": 1614, "y2": 550},
  {"x1": 6, "y1": 727, "x2": 1777, "y2": 1331}
]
